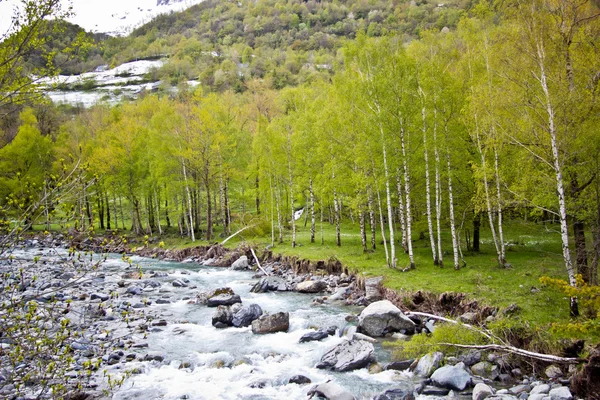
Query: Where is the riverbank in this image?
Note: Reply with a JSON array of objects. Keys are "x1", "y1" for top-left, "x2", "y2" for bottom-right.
[{"x1": 2, "y1": 232, "x2": 596, "y2": 399}]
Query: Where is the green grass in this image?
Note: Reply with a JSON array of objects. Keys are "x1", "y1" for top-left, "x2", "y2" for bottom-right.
[{"x1": 28, "y1": 215, "x2": 589, "y2": 340}]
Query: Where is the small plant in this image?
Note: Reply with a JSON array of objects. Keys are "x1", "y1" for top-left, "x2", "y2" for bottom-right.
[{"x1": 386, "y1": 322, "x2": 487, "y2": 359}]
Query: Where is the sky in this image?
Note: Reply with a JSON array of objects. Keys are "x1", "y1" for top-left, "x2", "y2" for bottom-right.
[{"x1": 0, "y1": 0, "x2": 204, "y2": 36}]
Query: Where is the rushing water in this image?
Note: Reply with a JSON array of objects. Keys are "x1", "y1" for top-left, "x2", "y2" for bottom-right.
[
  {"x1": 4, "y1": 247, "x2": 411, "y2": 400},
  {"x1": 99, "y1": 256, "x2": 405, "y2": 400}
]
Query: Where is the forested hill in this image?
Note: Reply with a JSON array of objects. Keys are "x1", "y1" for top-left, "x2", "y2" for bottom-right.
[{"x1": 99, "y1": 0, "x2": 467, "y2": 90}]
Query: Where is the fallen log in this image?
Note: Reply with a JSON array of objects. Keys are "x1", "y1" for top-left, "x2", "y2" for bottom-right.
[{"x1": 408, "y1": 311, "x2": 583, "y2": 365}]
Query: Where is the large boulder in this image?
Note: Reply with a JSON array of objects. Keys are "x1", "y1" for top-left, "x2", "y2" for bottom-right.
[
  {"x1": 230, "y1": 255, "x2": 249, "y2": 271},
  {"x1": 251, "y1": 276, "x2": 287, "y2": 293},
  {"x1": 251, "y1": 312, "x2": 289, "y2": 334},
  {"x1": 413, "y1": 352, "x2": 444, "y2": 377},
  {"x1": 307, "y1": 381, "x2": 356, "y2": 400},
  {"x1": 206, "y1": 288, "x2": 242, "y2": 307},
  {"x1": 549, "y1": 386, "x2": 572, "y2": 400},
  {"x1": 357, "y1": 300, "x2": 415, "y2": 337},
  {"x1": 232, "y1": 304, "x2": 263, "y2": 327},
  {"x1": 471, "y1": 361, "x2": 499, "y2": 381},
  {"x1": 296, "y1": 279, "x2": 328, "y2": 293},
  {"x1": 316, "y1": 339, "x2": 375, "y2": 372},
  {"x1": 430, "y1": 362, "x2": 472, "y2": 391}
]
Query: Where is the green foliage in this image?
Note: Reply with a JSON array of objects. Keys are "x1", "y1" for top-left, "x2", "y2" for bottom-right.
[
  {"x1": 540, "y1": 275, "x2": 600, "y2": 337},
  {"x1": 388, "y1": 323, "x2": 487, "y2": 359}
]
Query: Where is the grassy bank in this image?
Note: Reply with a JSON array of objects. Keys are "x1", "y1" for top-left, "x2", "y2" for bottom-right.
[{"x1": 31, "y1": 217, "x2": 591, "y2": 343}]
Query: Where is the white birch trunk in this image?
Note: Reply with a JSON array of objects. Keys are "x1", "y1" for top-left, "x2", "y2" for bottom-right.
[
  {"x1": 380, "y1": 124, "x2": 396, "y2": 268},
  {"x1": 396, "y1": 169, "x2": 408, "y2": 252},
  {"x1": 181, "y1": 159, "x2": 195, "y2": 242},
  {"x1": 420, "y1": 91, "x2": 437, "y2": 265},
  {"x1": 433, "y1": 106, "x2": 443, "y2": 267},
  {"x1": 475, "y1": 124, "x2": 501, "y2": 264},
  {"x1": 310, "y1": 177, "x2": 316, "y2": 243},
  {"x1": 368, "y1": 190, "x2": 377, "y2": 250},
  {"x1": 494, "y1": 148, "x2": 506, "y2": 264},
  {"x1": 446, "y1": 125, "x2": 460, "y2": 270},
  {"x1": 154, "y1": 188, "x2": 163, "y2": 235},
  {"x1": 400, "y1": 123, "x2": 415, "y2": 269},
  {"x1": 538, "y1": 43, "x2": 578, "y2": 315},
  {"x1": 376, "y1": 186, "x2": 390, "y2": 267}
]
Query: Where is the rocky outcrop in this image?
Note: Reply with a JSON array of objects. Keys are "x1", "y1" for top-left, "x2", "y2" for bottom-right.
[
  {"x1": 251, "y1": 312, "x2": 289, "y2": 334},
  {"x1": 316, "y1": 339, "x2": 374, "y2": 372},
  {"x1": 357, "y1": 300, "x2": 415, "y2": 337}
]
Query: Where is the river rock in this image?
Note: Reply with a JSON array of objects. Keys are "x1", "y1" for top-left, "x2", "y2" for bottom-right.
[
  {"x1": 212, "y1": 305, "x2": 234, "y2": 328},
  {"x1": 206, "y1": 293, "x2": 241, "y2": 307},
  {"x1": 473, "y1": 382, "x2": 494, "y2": 400},
  {"x1": 232, "y1": 304, "x2": 263, "y2": 327},
  {"x1": 250, "y1": 276, "x2": 287, "y2": 293},
  {"x1": 548, "y1": 386, "x2": 572, "y2": 400},
  {"x1": 384, "y1": 360, "x2": 414, "y2": 371},
  {"x1": 530, "y1": 384, "x2": 550, "y2": 396},
  {"x1": 413, "y1": 351, "x2": 444, "y2": 377},
  {"x1": 126, "y1": 286, "x2": 143, "y2": 295},
  {"x1": 357, "y1": 300, "x2": 415, "y2": 337},
  {"x1": 90, "y1": 293, "x2": 109, "y2": 301},
  {"x1": 288, "y1": 375, "x2": 311, "y2": 385},
  {"x1": 251, "y1": 312, "x2": 289, "y2": 334},
  {"x1": 364, "y1": 276, "x2": 383, "y2": 304},
  {"x1": 307, "y1": 381, "x2": 356, "y2": 400},
  {"x1": 316, "y1": 339, "x2": 375, "y2": 372},
  {"x1": 545, "y1": 365, "x2": 563, "y2": 379},
  {"x1": 471, "y1": 361, "x2": 499, "y2": 380},
  {"x1": 372, "y1": 382, "x2": 415, "y2": 400},
  {"x1": 296, "y1": 280, "x2": 328, "y2": 293},
  {"x1": 299, "y1": 329, "x2": 329, "y2": 343},
  {"x1": 230, "y1": 256, "x2": 249, "y2": 271},
  {"x1": 430, "y1": 362, "x2": 472, "y2": 391}
]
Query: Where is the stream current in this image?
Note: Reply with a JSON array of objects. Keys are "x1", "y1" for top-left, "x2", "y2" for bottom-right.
[{"x1": 88, "y1": 254, "x2": 405, "y2": 400}]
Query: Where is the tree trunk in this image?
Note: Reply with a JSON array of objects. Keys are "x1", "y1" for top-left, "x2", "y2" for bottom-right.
[
  {"x1": 154, "y1": 188, "x2": 162, "y2": 236},
  {"x1": 256, "y1": 170, "x2": 260, "y2": 215},
  {"x1": 400, "y1": 123, "x2": 415, "y2": 269},
  {"x1": 380, "y1": 134, "x2": 396, "y2": 268},
  {"x1": 310, "y1": 177, "x2": 316, "y2": 243},
  {"x1": 476, "y1": 126, "x2": 502, "y2": 265},
  {"x1": 105, "y1": 191, "x2": 111, "y2": 230},
  {"x1": 205, "y1": 168, "x2": 213, "y2": 241},
  {"x1": 182, "y1": 159, "x2": 195, "y2": 242},
  {"x1": 275, "y1": 179, "x2": 283, "y2": 244},
  {"x1": 433, "y1": 107, "x2": 443, "y2": 268},
  {"x1": 396, "y1": 169, "x2": 408, "y2": 253},
  {"x1": 539, "y1": 43, "x2": 578, "y2": 317},
  {"x1": 360, "y1": 208, "x2": 367, "y2": 252},
  {"x1": 368, "y1": 189, "x2": 376, "y2": 250},
  {"x1": 473, "y1": 213, "x2": 481, "y2": 252},
  {"x1": 376, "y1": 186, "x2": 390, "y2": 267},
  {"x1": 333, "y1": 185, "x2": 341, "y2": 247},
  {"x1": 420, "y1": 93, "x2": 437, "y2": 265},
  {"x1": 97, "y1": 193, "x2": 105, "y2": 230},
  {"x1": 446, "y1": 125, "x2": 460, "y2": 270},
  {"x1": 494, "y1": 148, "x2": 507, "y2": 265}
]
